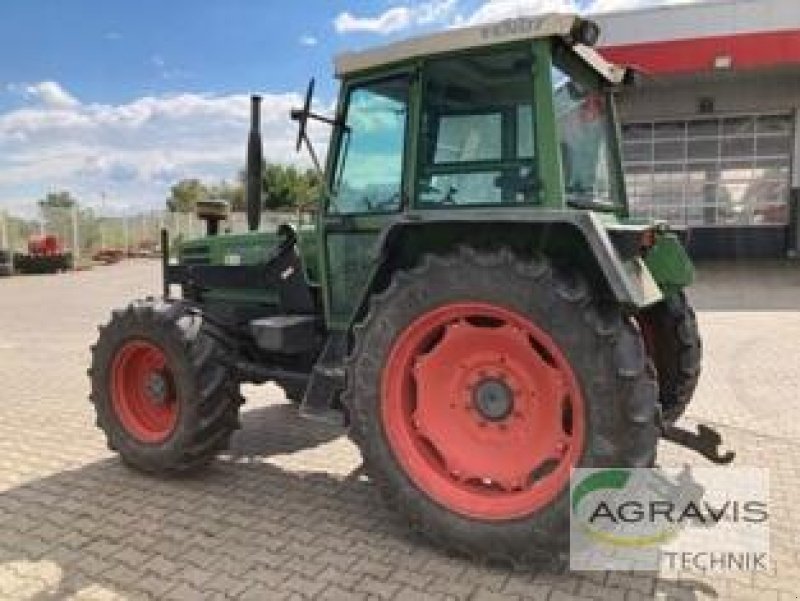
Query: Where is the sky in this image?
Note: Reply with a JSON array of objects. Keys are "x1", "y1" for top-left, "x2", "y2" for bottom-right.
[{"x1": 0, "y1": 0, "x2": 703, "y2": 216}]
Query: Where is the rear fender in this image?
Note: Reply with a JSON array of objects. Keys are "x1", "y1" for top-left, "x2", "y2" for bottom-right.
[{"x1": 347, "y1": 210, "x2": 664, "y2": 330}]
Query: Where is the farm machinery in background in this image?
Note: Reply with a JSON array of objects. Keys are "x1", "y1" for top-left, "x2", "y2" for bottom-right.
[
  {"x1": 89, "y1": 13, "x2": 732, "y2": 565},
  {"x1": 13, "y1": 234, "x2": 72, "y2": 274},
  {"x1": 92, "y1": 240, "x2": 161, "y2": 265},
  {"x1": 0, "y1": 248, "x2": 11, "y2": 277}
]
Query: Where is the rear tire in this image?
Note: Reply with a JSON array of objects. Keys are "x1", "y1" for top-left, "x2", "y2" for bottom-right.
[
  {"x1": 637, "y1": 291, "x2": 702, "y2": 424},
  {"x1": 89, "y1": 300, "x2": 244, "y2": 474},
  {"x1": 345, "y1": 247, "x2": 658, "y2": 565}
]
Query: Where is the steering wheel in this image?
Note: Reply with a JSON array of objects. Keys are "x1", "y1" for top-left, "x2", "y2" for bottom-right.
[{"x1": 441, "y1": 186, "x2": 458, "y2": 205}]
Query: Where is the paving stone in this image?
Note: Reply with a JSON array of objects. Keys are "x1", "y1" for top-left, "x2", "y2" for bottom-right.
[
  {"x1": 283, "y1": 572, "x2": 327, "y2": 597},
  {"x1": 579, "y1": 580, "x2": 628, "y2": 601},
  {"x1": 318, "y1": 584, "x2": 369, "y2": 601},
  {"x1": 394, "y1": 588, "x2": 449, "y2": 601},
  {"x1": 164, "y1": 581, "x2": 205, "y2": 601},
  {"x1": 142, "y1": 554, "x2": 179, "y2": 577},
  {"x1": 136, "y1": 574, "x2": 177, "y2": 598},
  {"x1": 0, "y1": 261, "x2": 797, "y2": 601},
  {"x1": 355, "y1": 575, "x2": 402, "y2": 599},
  {"x1": 238, "y1": 584, "x2": 287, "y2": 601},
  {"x1": 468, "y1": 587, "x2": 521, "y2": 601}
]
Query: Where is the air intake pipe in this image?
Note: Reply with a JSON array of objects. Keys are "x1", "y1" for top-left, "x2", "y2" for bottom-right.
[{"x1": 246, "y1": 95, "x2": 263, "y2": 232}]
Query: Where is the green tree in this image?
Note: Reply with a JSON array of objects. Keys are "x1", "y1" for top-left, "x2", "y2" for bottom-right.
[
  {"x1": 37, "y1": 191, "x2": 79, "y2": 246},
  {"x1": 166, "y1": 163, "x2": 320, "y2": 214},
  {"x1": 166, "y1": 179, "x2": 209, "y2": 213},
  {"x1": 209, "y1": 180, "x2": 245, "y2": 212},
  {"x1": 260, "y1": 163, "x2": 320, "y2": 210},
  {"x1": 38, "y1": 190, "x2": 77, "y2": 209}
]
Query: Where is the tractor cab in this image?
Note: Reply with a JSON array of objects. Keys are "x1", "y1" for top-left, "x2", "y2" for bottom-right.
[{"x1": 327, "y1": 14, "x2": 624, "y2": 215}]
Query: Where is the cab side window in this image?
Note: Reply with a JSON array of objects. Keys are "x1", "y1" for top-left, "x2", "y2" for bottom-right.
[
  {"x1": 330, "y1": 76, "x2": 409, "y2": 214},
  {"x1": 418, "y1": 51, "x2": 537, "y2": 207}
]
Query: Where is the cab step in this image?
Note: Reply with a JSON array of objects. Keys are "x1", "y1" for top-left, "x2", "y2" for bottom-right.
[{"x1": 249, "y1": 314, "x2": 319, "y2": 354}]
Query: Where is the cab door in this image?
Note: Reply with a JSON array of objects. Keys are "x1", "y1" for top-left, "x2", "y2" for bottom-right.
[{"x1": 320, "y1": 72, "x2": 414, "y2": 329}]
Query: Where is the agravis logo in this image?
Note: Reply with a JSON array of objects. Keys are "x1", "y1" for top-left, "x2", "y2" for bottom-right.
[
  {"x1": 569, "y1": 467, "x2": 770, "y2": 571},
  {"x1": 571, "y1": 468, "x2": 681, "y2": 547}
]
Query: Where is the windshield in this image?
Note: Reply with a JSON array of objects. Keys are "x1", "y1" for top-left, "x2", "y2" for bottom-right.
[
  {"x1": 330, "y1": 76, "x2": 409, "y2": 214},
  {"x1": 552, "y1": 60, "x2": 619, "y2": 207}
]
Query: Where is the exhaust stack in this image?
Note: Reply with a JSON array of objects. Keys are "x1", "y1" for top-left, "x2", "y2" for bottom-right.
[{"x1": 246, "y1": 95, "x2": 263, "y2": 232}]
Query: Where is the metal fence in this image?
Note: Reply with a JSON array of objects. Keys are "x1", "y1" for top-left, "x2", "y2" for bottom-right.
[{"x1": 0, "y1": 207, "x2": 302, "y2": 268}]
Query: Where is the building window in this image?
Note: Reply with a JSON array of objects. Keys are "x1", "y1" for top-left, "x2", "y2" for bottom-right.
[{"x1": 621, "y1": 113, "x2": 793, "y2": 226}]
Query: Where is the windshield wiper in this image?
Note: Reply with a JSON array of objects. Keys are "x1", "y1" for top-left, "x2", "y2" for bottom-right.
[{"x1": 291, "y1": 78, "x2": 350, "y2": 211}]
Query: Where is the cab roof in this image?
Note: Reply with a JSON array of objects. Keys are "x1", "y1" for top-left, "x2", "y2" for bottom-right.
[{"x1": 334, "y1": 13, "x2": 627, "y2": 84}]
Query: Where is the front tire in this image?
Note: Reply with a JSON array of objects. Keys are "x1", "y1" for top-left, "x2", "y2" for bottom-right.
[
  {"x1": 89, "y1": 300, "x2": 244, "y2": 474},
  {"x1": 345, "y1": 248, "x2": 658, "y2": 564}
]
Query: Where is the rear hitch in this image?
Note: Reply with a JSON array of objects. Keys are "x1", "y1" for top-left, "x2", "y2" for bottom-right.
[{"x1": 660, "y1": 421, "x2": 735, "y2": 465}]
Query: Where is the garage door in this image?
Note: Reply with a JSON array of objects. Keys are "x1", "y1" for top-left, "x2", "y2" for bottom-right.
[{"x1": 621, "y1": 113, "x2": 793, "y2": 226}]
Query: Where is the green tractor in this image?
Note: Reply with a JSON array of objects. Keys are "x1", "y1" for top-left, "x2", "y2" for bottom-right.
[{"x1": 90, "y1": 13, "x2": 723, "y2": 563}]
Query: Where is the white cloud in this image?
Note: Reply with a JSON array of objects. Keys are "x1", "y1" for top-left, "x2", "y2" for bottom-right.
[
  {"x1": 460, "y1": 0, "x2": 575, "y2": 25},
  {"x1": 458, "y1": 0, "x2": 702, "y2": 24},
  {"x1": 0, "y1": 82, "x2": 329, "y2": 213},
  {"x1": 150, "y1": 54, "x2": 192, "y2": 81},
  {"x1": 13, "y1": 81, "x2": 80, "y2": 109},
  {"x1": 335, "y1": 7, "x2": 412, "y2": 34},
  {"x1": 334, "y1": 0, "x2": 457, "y2": 35},
  {"x1": 334, "y1": 0, "x2": 694, "y2": 35},
  {"x1": 299, "y1": 34, "x2": 318, "y2": 46},
  {"x1": 589, "y1": 0, "x2": 700, "y2": 12},
  {"x1": 416, "y1": 0, "x2": 459, "y2": 24}
]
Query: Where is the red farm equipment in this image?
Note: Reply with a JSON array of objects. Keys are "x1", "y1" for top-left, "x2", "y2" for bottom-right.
[{"x1": 14, "y1": 234, "x2": 73, "y2": 274}]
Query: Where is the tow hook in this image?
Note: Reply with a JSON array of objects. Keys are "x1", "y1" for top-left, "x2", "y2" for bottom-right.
[{"x1": 659, "y1": 421, "x2": 736, "y2": 465}]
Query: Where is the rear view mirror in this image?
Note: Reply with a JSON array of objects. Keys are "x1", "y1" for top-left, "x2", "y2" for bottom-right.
[{"x1": 291, "y1": 78, "x2": 315, "y2": 152}]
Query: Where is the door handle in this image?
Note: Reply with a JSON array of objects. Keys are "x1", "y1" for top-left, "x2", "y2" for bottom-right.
[
  {"x1": 323, "y1": 214, "x2": 357, "y2": 230},
  {"x1": 323, "y1": 214, "x2": 345, "y2": 227}
]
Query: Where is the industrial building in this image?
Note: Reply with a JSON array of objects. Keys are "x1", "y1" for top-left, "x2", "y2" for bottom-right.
[{"x1": 595, "y1": 0, "x2": 800, "y2": 258}]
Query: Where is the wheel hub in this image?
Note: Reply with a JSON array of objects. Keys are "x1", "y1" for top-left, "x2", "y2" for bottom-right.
[
  {"x1": 472, "y1": 378, "x2": 513, "y2": 421},
  {"x1": 145, "y1": 371, "x2": 169, "y2": 405}
]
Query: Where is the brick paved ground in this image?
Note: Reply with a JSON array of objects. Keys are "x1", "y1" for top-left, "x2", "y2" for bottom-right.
[{"x1": 0, "y1": 260, "x2": 798, "y2": 600}]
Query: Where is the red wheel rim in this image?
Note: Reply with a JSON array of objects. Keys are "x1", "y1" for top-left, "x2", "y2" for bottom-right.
[
  {"x1": 381, "y1": 302, "x2": 586, "y2": 521},
  {"x1": 111, "y1": 339, "x2": 178, "y2": 444}
]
